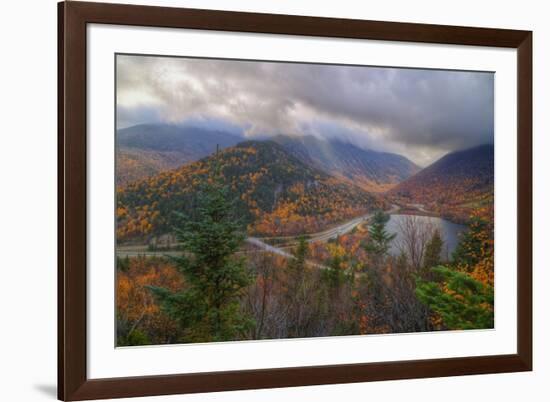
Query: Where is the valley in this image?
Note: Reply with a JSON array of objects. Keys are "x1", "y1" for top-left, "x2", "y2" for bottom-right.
[
  {"x1": 117, "y1": 208, "x2": 380, "y2": 259},
  {"x1": 115, "y1": 126, "x2": 494, "y2": 345},
  {"x1": 116, "y1": 139, "x2": 386, "y2": 242},
  {"x1": 114, "y1": 56, "x2": 496, "y2": 346},
  {"x1": 390, "y1": 144, "x2": 494, "y2": 223},
  {"x1": 116, "y1": 125, "x2": 492, "y2": 251},
  {"x1": 116, "y1": 125, "x2": 493, "y2": 262}
]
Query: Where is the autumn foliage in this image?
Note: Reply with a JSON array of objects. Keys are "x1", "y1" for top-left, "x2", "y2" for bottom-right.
[
  {"x1": 116, "y1": 256, "x2": 183, "y2": 345},
  {"x1": 390, "y1": 144, "x2": 493, "y2": 223},
  {"x1": 117, "y1": 141, "x2": 384, "y2": 242},
  {"x1": 115, "y1": 140, "x2": 495, "y2": 344}
]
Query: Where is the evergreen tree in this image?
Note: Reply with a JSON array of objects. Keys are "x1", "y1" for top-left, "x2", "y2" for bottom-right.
[
  {"x1": 148, "y1": 173, "x2": 253, "y2": 343},
  {"x1": 364, "y1": 210, "x2": 396, "y2": 264},
  {"x1": 117, "y1": 328, "x2": 150, "y2": 347},
  {"x1": 288, "y1": 235, "x2": 308, "y2": 277},
  {"x1": 116, "y1": 255, "x2": 130, "y2": 272},
  {"x1": 321, "y1": 243, "x2": 356, "y2": 335},
  {"x1": 422, "y1": 229, "x2": 444, "y2": 279},
  {"x1": 282, "y1": 235, "x2": 325, "y2": 338},
  {"x1": 361, "y1": 210, "x2": 396, "y2": 329},
  {"x1": 452, "y1": 214, "x2": 490, "y2": 270},
  {"x1": 415, "y1": 266, "x2": 494, "y2": 330},
  {"x1": 322, "y1": 245, "x2": 349, "y2": 289}
]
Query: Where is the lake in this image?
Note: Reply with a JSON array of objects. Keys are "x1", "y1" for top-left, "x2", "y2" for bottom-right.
[{"x1": 386, "y1": 214, "x2": 466, "y2": 260}]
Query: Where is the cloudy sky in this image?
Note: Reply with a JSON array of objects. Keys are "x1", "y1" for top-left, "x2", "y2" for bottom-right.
[{"x1": 116, "y1": 54, "x2": 494, "y2": 166}]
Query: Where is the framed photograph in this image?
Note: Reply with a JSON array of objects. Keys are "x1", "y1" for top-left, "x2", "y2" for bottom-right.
[{"x1": 58, "y1": 1, "x2": 532, "y2": 400}]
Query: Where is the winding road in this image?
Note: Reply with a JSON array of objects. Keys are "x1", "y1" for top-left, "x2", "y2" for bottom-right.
[
  {"x1": 243, "y1": 204, "x2": 399, "y2": 266},
  {"x1": 117, "y1": 205, "x2": 400, "y2": 270}
]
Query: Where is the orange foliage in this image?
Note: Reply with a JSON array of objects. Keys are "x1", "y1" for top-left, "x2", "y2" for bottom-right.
[
  {"x1": 117, "y1": 257, "x2": 183, "y2": 343},
  {"x1": 465, "y1": 206, "x2": 494, "y2": 287}
]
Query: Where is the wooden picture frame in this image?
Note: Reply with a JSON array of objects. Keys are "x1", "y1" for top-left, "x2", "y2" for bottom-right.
[{"x1": 58, "y1": 1, "x2": 532, "y2": 400}]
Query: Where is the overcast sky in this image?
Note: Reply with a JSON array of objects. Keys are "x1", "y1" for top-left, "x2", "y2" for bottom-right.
[{"x1": 116, "y1": 54, "x2": 494, "y2": 166}]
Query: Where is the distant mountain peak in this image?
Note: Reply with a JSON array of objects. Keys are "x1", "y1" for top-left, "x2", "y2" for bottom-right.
[
  {"x1": 390, "y1": 144, "x2": 494, "y2": 222},
  {"x1": 117, "y1": 123, "x2": 242, "y2": 152},
  {"x1": 116, "y1": 124, "x2": 243, "y2": 185},
  {"x1": 116, "y1": 123, "x2": 419, "y2": 192}
]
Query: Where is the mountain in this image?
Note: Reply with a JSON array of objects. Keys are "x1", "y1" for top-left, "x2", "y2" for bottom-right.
[
  {"x1": 116, "y1": 125, "x2": 418, "y2": 191},
  {"x1": 272, "y1": 135, "x2": 419, "y2": 192},
  {"x1": 117, "y1": 140, "x2": 384, "y2": 242},
  {"x1": 390, "y1": 144, "x2": 494, "y2": 222},
  {"x1": 116, "y1": 124, "x2": 242, "y2": 185}
]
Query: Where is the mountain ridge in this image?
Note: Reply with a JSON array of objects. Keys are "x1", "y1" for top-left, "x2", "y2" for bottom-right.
[
  {"x1": 390, "y1": 144, "x2": 494, "y2": 222},
  {"x1": 272, "y1": 134, "x2": 419, "y2": 192},
  {"x1": 116, "y1": 140, "x2": 384, "y2": 242},
  {"x1": 116, "y1": 124, "x2": 242, "y2": 185},
  {"x1": 116, "y1": 124, "x2": 418, "y2": 190}
]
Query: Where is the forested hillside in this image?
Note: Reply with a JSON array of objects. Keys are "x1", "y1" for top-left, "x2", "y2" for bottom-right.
[
  {"x1": 273, "y1": 135, "x2": 419, "y2": 192},
  {"x1": 117, "y1": 194, "x2": 494, "y2": 346},
  {"x1": 390, "y1": 144, "x2": 494, "y2": 222},
  {"x1": 114, "y1": 56, "x2": 496, "y2": 347},
  {"x1": 115, "y1": 124, "x2": 419, "y2": 190},
  {"x1": 117, "y1": 140, "x2": 384, "y2": 242},
  {"x1": 116, "y1": 124, "x2": 242, "y2": 185}
]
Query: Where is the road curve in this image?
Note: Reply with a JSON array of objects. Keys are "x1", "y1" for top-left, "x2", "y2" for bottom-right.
[
  {"x1": 244, "y1": 205, "x2": 400, "y2": 269},
  {"x1": 245, "y1": 237, "x2": 295, "y2": 259},
  {"x1": 117, "y1": 205, "x2": 400, "y2": 265},
  {"x1": 245, "y1": 237, "x2": 327, "y2": 269}
]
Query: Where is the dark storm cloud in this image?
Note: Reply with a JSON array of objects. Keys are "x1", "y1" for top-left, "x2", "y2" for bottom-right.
[{"x1": 116, "y1": 55, "x2": 493, "y2": 166}]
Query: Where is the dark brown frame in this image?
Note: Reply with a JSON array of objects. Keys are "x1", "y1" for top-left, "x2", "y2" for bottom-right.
[{"x1": 58, "y1": 1, "x2": 532, "y2": 400}]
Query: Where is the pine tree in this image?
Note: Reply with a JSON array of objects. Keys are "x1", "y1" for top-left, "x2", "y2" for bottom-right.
[
  {"x1": 364, "y1": 210, "x2": 396, "y2": 259},
  {"x1": 116, "y1": 255, "x2": 130, "y2": 272},
  {"x1": 148, "y1": 171, "x2": 253, "y2": 343},
  {"x1": 321, "y1": 243, "x2": 356, "y2": 335},
  {"x1": 451, "y1": 209, "x2": 494, "y2": 286},
  {"x1": 422, "y1": 229, "x2": 444, "y2": 279},
  {"x1": 415, "y1": 266, "x2": 494, "y2": 330},
  {"x1": 322, "y1": 244, "x2": 348, "y2": 289},
  {"x1": 361, "y1": 210, "x2": 396, "y2": 330},
  {"x1": 452, "y1": 214, "x2": 490, "y2": 270},
  {"x1": 288, "y1": 235, "x2": 308, "y2": 277}
]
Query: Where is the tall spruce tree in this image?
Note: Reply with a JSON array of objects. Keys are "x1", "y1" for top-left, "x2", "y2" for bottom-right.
[
  {"x1": 288, "y1": 235, "x2": 308, "y2": 277},
  {"x1": 322, "y1": 244, "x2": 350, "y2": 290},
  {"x1": 452, "y1": 214, "x2": 491, "y2": 270},
  {"x1": 361, "y1": 210, "x2": 396, "y2": 329},
  {"x1": 148, "y1": 167, "x2": 253, "y2": 343},
  {"x1": 364, "y1": 210, "x2": 396, "y2": 267},
  {"x1": 422, "y1": 229, "x2": 444, "y2": 279}
]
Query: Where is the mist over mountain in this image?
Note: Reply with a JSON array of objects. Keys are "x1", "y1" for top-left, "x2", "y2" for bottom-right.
[
  {"x1": 117, "y1": 55, "x2": 494, "y2": 165},
  {"x1": 272, "y1": 135, "x2": 419, "y2": 192},
  {"x1": 116, "y1": 124, "x2": 242, "y2": 185},
  {"x1": 117, "y1": 123, "x2": 243, "y2": 153},
  {"x1": 116, "y1": 123, "x2": 418, "y2": 190}
]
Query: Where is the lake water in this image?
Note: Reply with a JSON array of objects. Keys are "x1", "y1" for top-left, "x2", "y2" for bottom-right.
[{"x1": 385, "y1": 214, "x2": 466, "y2": 260}]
